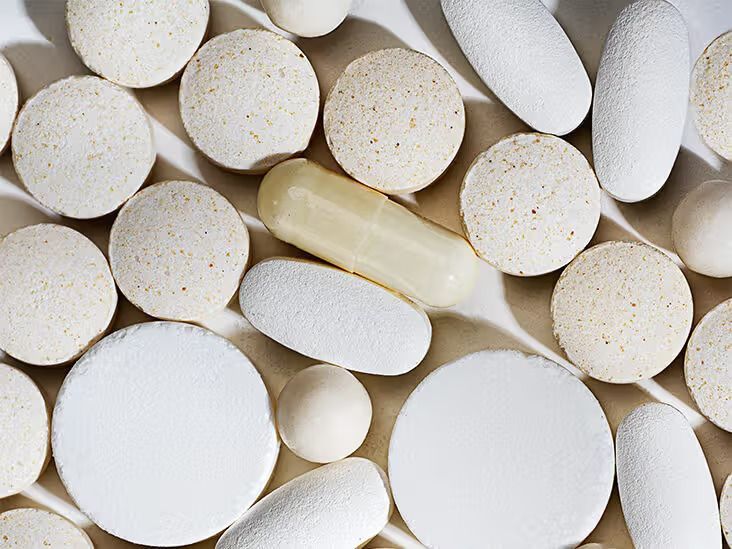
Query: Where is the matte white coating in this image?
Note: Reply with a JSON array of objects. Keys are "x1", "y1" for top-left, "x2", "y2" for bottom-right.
[
  {"x1": 0, "y1": 53, "x2": 18, "y2": 154},
  {"x1": 261, "y1": 0, "x2": 351, "y2": 37},
  {"x1": 0, "y1": 508, "x2": 93, "y2": 548},
  {"x1": 722, "y1": 475, "x2": 732, "y2": 547}
]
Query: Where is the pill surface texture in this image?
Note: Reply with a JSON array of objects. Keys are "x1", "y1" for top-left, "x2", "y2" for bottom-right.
[
  {"x1": 216, "y1": 458, "x2": 392, "y2": 549},
  {"x1": 324, "y1": 48, "x2": 464, "y2": 194},
  {"x1": 180, "y1": 29, "x2": 319, "y2": 173},
  {"x1": 551, "y1": 241, "x2": 693, "y2": 383},
  {"x1": 389, "y1": 350, "x2": 614, "y2": 549},
  {"x1": 592, "y1": 0, "x2": 689, "y2": 202},
  {"x1": 0, "y1": 508, "x2": 93, "y2": 549},
  {"x1": 258, "y1": 159, "x2": 478, "y2": 307},
  {"x1": 0, "y1": 53, "x2": 18, "y2": 154},
  {"x1": 239, "y1": 258, "x2": 431, "y2": 375},
  {"x1": 52, "y1": 322, "x2": 279, "y2": 546},
  {"x1": 261, "y1": 0, "x2": 351, "y2": 37},
  {"x1": 616, "y1": 403, "x2": 721, "y2": 549},
  {"x1": 722, "y1": 475, "x2": 732, "y2": 547}
]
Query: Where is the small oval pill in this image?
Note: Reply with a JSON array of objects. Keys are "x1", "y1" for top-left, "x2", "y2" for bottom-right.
[
  {"x1": 592, "y1": 0, "x2": 690, "y2": 202},
  {"x1": 0, "y1": 53, "x2": 18, "y2": 154},
  {"x1": 239, "y1": 258, "x2": 431, "y2": 375},
  {"x1": 0, "y1": 508, "x2": 93, "y2": 549},
  {"x1": 216, "y1": 457, "x2": 392, "y2": 549},
  {"x1": 722, "y1": 475, "x2": 732, "y2": 547},
  {"x1": 261, "y1": 0, "x2": 351, "y2": 38},
  {"x1": 258, "y1": 159, "x2": 478, "y2": 307},
  {"x1": 616, "y1": 403, "x2": 721, "y2": 548}
]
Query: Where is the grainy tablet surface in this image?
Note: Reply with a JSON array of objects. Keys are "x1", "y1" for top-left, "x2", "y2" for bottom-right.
[
  {"x1": 722, "y1": 475, "x2": 732, "y2": 547},
  {"x1": 0, "y1": 508, "x2": 92, "y2": 548},
  {"x1": 0, "y1": 53, "x2": 18, "y2": 154}
]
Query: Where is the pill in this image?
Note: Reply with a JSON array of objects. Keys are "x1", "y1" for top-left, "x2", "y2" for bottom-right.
[
  {"x1": 11, "y1": 76, "x2": 154, "y2": 219},
  {"x1": 616, "y1": 403, "x2": 721, "y2": 548},
  {"x1": 0, "y1": 508, "x2": 93, "y2": 549},
  {"x1": 323, "y1": 48, "x2": 464, "y2": 194},
  {"x1": 388, "y1": 350, "x2": 614, "y2": 548},
  {"x1": 110, "y1": 180, "x2": 250, "y2": 321},
  {"x1": 0, "y1": 53, "x2": 18, "y2": 154},
  {"x1": 0, "y1": 224, "x2": 117, "y2": 366},
  {"x1": 551, "y1": 241, "x2": 693, "y2": 383},
  {"x1": 722, "y1": 475, "x2": 732, "y2": 547},
  {"x1": 261, "y1": 0, "x2": 351, "y2": 37},
  {"x1": 180, "y1": 29, "x2": 319, "y2": 174},
  {"x1": 671, "y1": 180, "x2": 732, "y2": 278},
  {"x1": 216, "y1": 457, "x2": 392, "y2": 549},
  {"x1": 52, "y1": 322, "x2": 279, "y2": 546},
  {"x1": 239, "y1": 258, "x2": 431, "y2": 375},
  {"x1": 592, "y1": 0, "x2": 689, "y2": 202},
  {"x1": 258, "y1": 159, "x2": 478, "y2": 307},
  {"x1": 440, "y1": 0, "x2": 591, "y2": 136},
  {"x1": 460, "y1": 132, "x2": 601, "y2": 276},
  {"x1": 66, "y1": 0, "x2": 209, "y2": 88}
]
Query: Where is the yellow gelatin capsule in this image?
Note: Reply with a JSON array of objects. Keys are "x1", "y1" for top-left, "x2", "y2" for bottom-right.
[{"x1": 258, "y1": 159, "x2": 478, "y2": 307}]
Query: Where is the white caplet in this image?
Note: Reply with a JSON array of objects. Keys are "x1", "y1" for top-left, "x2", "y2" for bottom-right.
[
  {"x1": 0, "y1": 508, "x2": 93, "y2": 548},
  {"x1": 260, "y1": 0, "x2": 351, "y2": 37},
  {"x1": 0, "y1": 53, "x2": 18, "y2": 154},
  {"x1": 721, "y1": 475, "x2": 732, "y2": 547}
]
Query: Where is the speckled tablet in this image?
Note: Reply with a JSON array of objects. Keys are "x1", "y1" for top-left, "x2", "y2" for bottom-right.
[
  {"x1": 460, "y1": 133, "x2": 601, "y2": 276},
  {"x1": 11, "y1": 76, "x2": 154, "y2": 218},
  {"x1": 722, "y1": 475, "x2": 732, "y2": 546},
  {"x1": 109, "y1": 180, "x2": 250, "y2": 321},
  {"x1": 0, "y1": 508, "x2": 93, "y2": 549},
  {"x1": 323, "y1": 48, "x2": 464, "y2": 194},
  {"x1": 0, "y1": 224, "x2": 117, "y2": 366},
  {"x1": 551, "y1": 241, "x2": 693, "y2": 383},
  {"x1": 179, "y1": 29, "x2": 319, "y2": 173},
  {"x1": 0, "y1": 53, "x2": 18, "y2": 154},
  {"x1": 66, "y1": 0, "x2": 209, "y2": 88}
]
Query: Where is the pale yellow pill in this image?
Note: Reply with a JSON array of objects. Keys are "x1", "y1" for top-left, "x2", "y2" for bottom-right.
[{"x1": 0, "y1": 508, "x2": 93, "y2": 548}]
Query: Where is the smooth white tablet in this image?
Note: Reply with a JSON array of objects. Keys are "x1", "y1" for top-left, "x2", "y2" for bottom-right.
[
  {"x1": 110, "y1": 180, "x2": 250, "y2": 321},
  {"x1": 216, "y1": 458, "x2": 392, "y2": 549},
  {"x1": 12, "y1": 76, "x2": 154, "y2": 218},
  {"x1": 239, "y1": 258, "x2": 432, "y2": 375},
  {"x1": 0, "y1": 364, "x2": 49, "y2": 498},
  {"x1": 66, "y1": 0, "x2": 209, "y2": 88},
  {"x1": 0, "y1": 53, "x2": 18, "y2": 154},
  {"x1": 261, "y1": 0, "x2": 351, "y2": 37},
  {"x1": 180, "y1": 29, "x2": 319, "y2": 173},
  {"x1": 616, "y1": 403, "x2": 721, "y2": 549},
  {"x1": 52, "y1": 322, "x2": 279, "y2": 546},
  {"x1": 551, "y1": 241, "x2": 693, "y2": 383},
  {"x1": 0, "y1": 224, "x2": 117, "y2": 366},
  {"x1": 440, "y1": 0, "x2": 591, "y2": 136},
  {"x1": 388, "y1": 350, "x2": 614, "y2": 548},
  {"x1": 592, "y1": 0, "x2": 689, "y2": 202},
  {"x1": 460, "y1": 133, "x2": 600, "y2": 276},
  {"x1": 0, "y1": 508, "x2": 92, "y2": 549},
  {"x1": 323, "y1": 48, "x2": 464, "y2": 194},
  {"x1": 722, "y1": 475, "x2": 732, "y2": 547}
]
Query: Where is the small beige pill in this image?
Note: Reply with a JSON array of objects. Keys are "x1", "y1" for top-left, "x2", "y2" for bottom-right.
[
  {"x1": 0, "y1": 508, "x2": 93, "y2": 548},
  {"x1": 722, "y1": 475, "x2": 732, "y2": 547},
  {"x1": 0, "y1": 53, "x2": 18, "y2": 154}
]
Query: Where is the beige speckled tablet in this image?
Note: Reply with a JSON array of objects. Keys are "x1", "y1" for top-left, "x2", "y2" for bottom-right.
[
  {"x1": 11, "y1": 76, "x2": 154, "y2": 219},
  {"x1": 110, "y1": 180, "x2": 249, "y2": 321},
  {"x1": 722, "y1": 475, "x2": 732, "y2": 546},
  {"x1": 66, "y1": 0, "x2": 209, "y2": 88},
  {"x1": 460, "y1": 133, "x2": 601, "y2": 276},
  {"x1": 0, "y1": 508, "x2": 92, "y2": 548},
  {"x1": 551, "y1": 241, "x2": 693, "y2": 383},
  {"x1": 180, "y1": 29, "x2": 319, "y2": 174},
  {"x1": 0, "y1": 224, "x2": 117, "y2": 366},
  {"x1": 0, "y1": 53, "x2": 18, "y2": 154},
  {"x1": 323, "y1": 48, "x2": 465, "y2": 194}
]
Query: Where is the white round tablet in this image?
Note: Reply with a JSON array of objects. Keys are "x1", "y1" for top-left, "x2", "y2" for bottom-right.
[
  {"x1": 722, "y1": 475, "x2": 732, "y2": 547},
  {"x1": 0, "y1": 364, "x2": 49, "y2": 498},
  {"x1": 460, "y1": 133, "x2": 601, "y2": 276},
  {"x1": 388, "y1": 350, "x2": 614, "y2": 548},
  {"x1": 0, "y1": 224, "x2": 117, "y2": 366},
  {"x1": 277, "y1": 364, "x2": 372, "y2": 463},
  {"x1": 12, "y1": 76, "x2": 154, "y2": 219},
  {"x1": 180, "y1": 29, "x2": 319, "y2": 174},
  {"x1": 261, "y1": 0, "x2": 351, "y2": 38},
  {"x1": 323, "y1": 48, "x2": 465, "y2": 194},
  {"x1": 52, "y1": 322, "x2": 279, "y2": 546},
  {"x1": 551, "y1": 241, "x2": 693, "y2": 383},
  {"x1": 0, "y1": 508, "x2": 92, "y2": 549},
  {"x1": 110, "y1": 180, "x2": 250, "y2": 321},
  {"x1": 0, "y1": 53, "x2": 18, "y2": 154}
]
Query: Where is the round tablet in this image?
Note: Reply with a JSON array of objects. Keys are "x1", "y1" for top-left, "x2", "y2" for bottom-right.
[
  {"x1": 722, "y1": 475, "x2": 732, "y2": 547},
  {"x1": 0, "y1": 508, "x2": 92, "y2": 548},
  {"x1": 261, "y1": 0, "x2": 351, "y2": 37},
  {"x1": 323, "y1": 48, "x2": 465, "y2": 194},
  {"x1": 460, "y1": 133, "x2": 601, "y2": 276},
  {"x1": 388, "y1": 350, "x2": 614, "y2": 548},
  {"x1": 12, "y1": 76, "x2": 154, "y2": 219},
  {"x1": 179, "y1": 29, "x2": 318, "y2": 174},
  {"x1": 0, "y1": 53, "x2": 18, "y2": 154},
  {"x1": 277, "y1": 364, "x2": 372, "y2": 463},
  {"x1": 0, "y1": 224, "x2": 117, "y2": 366},
  {"x1": 110, "y1": 180, "x2": 250, "y2": 321},
  {"x1": 551, "y1": 241, "x2": 693, "y2": 383},
  {"x1": 52, "y1": 322, "x2": 279, "y2": 546}
]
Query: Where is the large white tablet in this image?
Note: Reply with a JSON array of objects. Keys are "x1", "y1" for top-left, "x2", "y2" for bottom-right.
[
  {"x1": 0, "y1": 53, "x2": 18, "y2": 154},
  {"x1": 0, "y1": 508, "x2": 92, "y2": 549}
]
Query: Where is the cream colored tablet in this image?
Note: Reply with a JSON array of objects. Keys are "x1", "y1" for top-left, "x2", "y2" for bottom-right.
[
  {"x1": 388, "y1": 350, "x2": 614, "y2": 548},
  {"x1": 0, "y1": 364, "x2": 49, "y2": 498},
  {"x1": 180, "y1": 29, "x2": 318, "y2": 174},
  {"x1": 616, "y1": 403, "x2": 721, "y2": 548},
  {"x1": 216, "y1": 458, "x2": 391, "y2": 549},
  {"x1": 551, "y1": 241, "x2": 693, "y2": 383},
  {"x1": 52, "y1": 322, "x2": 278, "y2": 546},
  {"x1": 66, "y1": 0, "x2": 209, "y2": 88},
  {"x1": 0, "y1": 53, "x2": 18, "y2": 154},
  {"x1": 460, "y1": 133, "x2": 600, "y2": 276},
  {"x1": 110, "y1": 180, "x2": 250, "y2": 321},
  {"x1": 277, "y1": 364, "x2": 372, "y2": 463},
  {"x1": 722, "y1": 475, "x2": 732, "y2": 547},
  {"x1": 0, "y1": 508, "x2": 92, "y2": 548},
  {"x1": 323, "y1": 48, "x2": 464, "y2": 194},
  {"x1": 239, "y1": 258, "x2": 431, "y2": 375},
  {"x1": 261, "y1": 0, "x2": 351, "y2": 37},
  {"x1": 0, "y1": 224, "x2": 117, "y2": 366}
]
